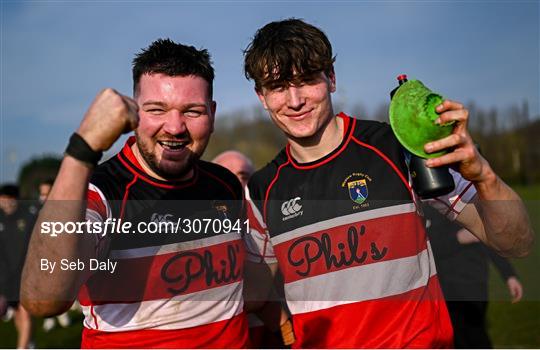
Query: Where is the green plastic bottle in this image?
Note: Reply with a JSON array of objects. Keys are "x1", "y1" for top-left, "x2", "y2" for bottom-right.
[{"x1": 389, "y1": 75, "x2": 455, "y2": 198}]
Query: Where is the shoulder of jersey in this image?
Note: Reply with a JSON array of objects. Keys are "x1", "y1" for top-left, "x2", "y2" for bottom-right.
[
  {"x1": 247, "y1": 149, "x2": 287, "y2": 201},
  {"x1": 89, "y1": 154, "x2": 132, "y2": 195},
  {"x1": 92, "y1": 154, "x2": 126, "y2": 179},
  {"x1": 353, "y1": 119, "x2": 403, "y2": 151},
  {"x1": 197, "y1": 159, "x2": 243, "y2": 197},
  {"x1": 352, "y1": 119, "x2": 394, "y2": 142}
]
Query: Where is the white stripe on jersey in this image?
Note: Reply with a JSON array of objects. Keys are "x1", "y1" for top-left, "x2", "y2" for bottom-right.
[
  {"x1": 88, "y1": 183, "x2": 112, "y2": 219},
  {"x1": 284, "y1": 244, "x2": 437, "y2": 315},
  {"x1": 86, "y1": 209, "x2": 103, "y2": 223},
  {"x1": 245, "y1": 189, "x2": 276, "y2": 264},
  {"x1": 244, "y1": 186, "x2": 267, "y2": 230},
  {"x1": 109, "y1": 232, "x2": 241, "y2": 259},
  {"x1": 426, "y1": 168, "x2": 477, "y2": 220},
  {"x1": 82, "y1": 281, "x2": 244, "y2": 331},
  {"x1": 272, "y1": 203, "x2": 417, "y2": 246}
]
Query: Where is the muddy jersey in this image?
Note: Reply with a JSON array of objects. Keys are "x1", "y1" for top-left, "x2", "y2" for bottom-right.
[
  {"x1": 79, "y1": 137, "x2": 248, "y2": 348},
  {"x1": 245, "y1": 113, "x2": 476, "y2": 348}
]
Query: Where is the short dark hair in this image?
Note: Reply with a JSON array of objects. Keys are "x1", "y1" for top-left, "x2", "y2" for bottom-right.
[
  {"x1": 0, "y1": 184, "x2": 19, "y2": 198},
  {"x1": 132, "y1": 38, "x2": 215, "y2": 97},
  {"x1": 39, "y1": 179, "x2": 54, "y2": 187},
  {"x1": 244, "y1": 18, "x2": 335, "y2": 91}
]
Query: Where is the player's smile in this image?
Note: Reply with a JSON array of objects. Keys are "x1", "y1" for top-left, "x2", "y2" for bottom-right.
[
  {"x1": 256, "y1": 72, "x2": 336, "y2": 141},
  {"x1": 133, "y1": 73, "x2": 216, "y2": 180}
]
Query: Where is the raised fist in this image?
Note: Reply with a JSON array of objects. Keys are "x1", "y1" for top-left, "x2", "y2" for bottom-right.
[{"x1": 76, "y1": 88, "x2": 139, "y2": 152}]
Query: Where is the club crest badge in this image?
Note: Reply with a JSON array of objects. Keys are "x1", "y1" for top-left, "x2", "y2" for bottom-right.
[
  {"x1": 342, "y1": 173, "x2": 372, "y2": 209},
  {"x1": 348, "y1": 179, "x2": 368, "y2": 204}
]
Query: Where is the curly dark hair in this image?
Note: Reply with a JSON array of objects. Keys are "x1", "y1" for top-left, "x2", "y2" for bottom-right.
[
  {"x1": 132, "y1": 38, "x2": 214, "y2": 97},
  {"x1": 244, "y1": 18, "x2": 335, "y2": 91}
]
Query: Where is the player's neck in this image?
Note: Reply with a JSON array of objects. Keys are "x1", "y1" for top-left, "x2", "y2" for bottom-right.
[{"x1": 288, "y1": 115, "x2": 344, "y2": 164}]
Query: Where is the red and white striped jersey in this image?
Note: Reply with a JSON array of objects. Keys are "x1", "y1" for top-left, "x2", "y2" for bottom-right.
[
  {"x1": 80, "y1": 137, "x2": 249, "y2": 348},
  {"x1": 245, "y1": 114, "x2": 476, "y2": 348}
]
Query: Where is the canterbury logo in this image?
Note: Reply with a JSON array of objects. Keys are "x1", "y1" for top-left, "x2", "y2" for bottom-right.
[
  {"x1": 150, "y1": 213, "x2": 174, "y2": 223},
  {"x1": 281, "y1": 197, "x2": 302, "y2": 216}
]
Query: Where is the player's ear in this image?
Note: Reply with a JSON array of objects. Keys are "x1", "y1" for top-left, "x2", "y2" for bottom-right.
[
  {"x1": 328, "y1": 70, "x2": 336, "y2": 93},
  {"x1": 255, "y1": 88, "x2": 269, "y2": 110}
]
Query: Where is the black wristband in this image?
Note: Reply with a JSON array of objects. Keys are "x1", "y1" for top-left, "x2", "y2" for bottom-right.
[{"x1": 65, "y1": 133, "x2": 103, "y2": 166}]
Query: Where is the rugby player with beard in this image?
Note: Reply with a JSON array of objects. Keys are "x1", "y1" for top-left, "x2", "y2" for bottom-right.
[{"x1": 21, "y1": 39, "x2": 249, "y2": 348}]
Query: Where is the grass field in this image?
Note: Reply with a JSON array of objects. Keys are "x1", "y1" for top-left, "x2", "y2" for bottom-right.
[
  {"x1": 1, "y1": 185, "x2": 539, "y2": 348},
  {"x1": 486, "y1": 184, "x2": 540, "y2": 348},
  {"x1": 0, "y1": 312, "x2": 83, "y2": 348}
]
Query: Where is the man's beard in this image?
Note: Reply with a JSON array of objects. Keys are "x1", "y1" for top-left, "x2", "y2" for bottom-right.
[{"x1": 135, "y1": 132, "x2": 198, "y2": 180}]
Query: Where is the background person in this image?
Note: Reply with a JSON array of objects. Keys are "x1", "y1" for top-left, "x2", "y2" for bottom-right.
[
  {"x1": 425, "y1": 204, "x2": 524, "y2": 348},
  {"x1": 37, "y1": 179, "x2": 53, "y2": 205},
  {"x1": 212, "y1": 150, "x2": 255, "y2": 187},
  {"x1": 0, "y1": 184, "x2": 34, "y2": 349},
  {"x1": 36, "y1": 179, "x2": 74, "y2": 332},
  {"x1": 213, "y1": 150, "x2": 291, "y2": 348}
]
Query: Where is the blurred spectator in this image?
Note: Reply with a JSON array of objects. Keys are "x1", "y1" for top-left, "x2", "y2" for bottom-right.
[
  {"x1": 38, "y1": 179, "x2": 53, "y2": 204},
  {"x1": 212, "y1": 150, "x2": 255, "y2": 187},
  {"x1": 213, "y1": 151, "x2": 285, "y2": 348},
  {"x1": 37, "y1": 179, "x2": 75, "y2": 332},
  {"x1": 0, "y1": 184, "x2": 34, "y2": 348},
  {"x1": 424, "y1": 205, "x2": 523, "y2": 348}
]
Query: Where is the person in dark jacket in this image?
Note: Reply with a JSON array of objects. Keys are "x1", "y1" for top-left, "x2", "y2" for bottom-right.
[
  {"x1": 0, "y1": 184, "x2": 34, "y2": 348},
  {"x1": 425, "y1": 204, "x2": 523, "y2": 348}
]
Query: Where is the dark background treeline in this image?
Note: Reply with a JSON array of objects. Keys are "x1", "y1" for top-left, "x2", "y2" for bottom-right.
[
  {"x1": 204, "y1": 100, "x2": 540, "y2": 183},
  {"x1": 17, "y1": 101, "x2": 540, "y2": 198}
]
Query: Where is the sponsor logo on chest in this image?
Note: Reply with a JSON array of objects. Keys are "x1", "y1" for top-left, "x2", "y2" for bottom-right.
[{"x1": 281, "y1": 197, "x2": 303, "y2": 221}]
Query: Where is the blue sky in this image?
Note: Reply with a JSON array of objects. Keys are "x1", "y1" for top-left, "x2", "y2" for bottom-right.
[{"x1": 1, "y1": 1, "x2": 539, "y2": 182}]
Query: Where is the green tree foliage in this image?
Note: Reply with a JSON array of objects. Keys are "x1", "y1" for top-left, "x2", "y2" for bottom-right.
[
  {"x1": 11, "y1": 101, "x2": 538, "y2": 193},
  {"x1": 468, "y1": 101, "x2": 539, "y2": 185},
  {"x1": 17, "y1": 155, "x2": 62, "y2": 199},
  {"x1": 204, "y1": 101, "x2": 539, "y2": 185}
]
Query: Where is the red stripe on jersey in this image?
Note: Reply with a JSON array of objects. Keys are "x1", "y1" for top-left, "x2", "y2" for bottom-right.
[
  {"x1": 445, "y1": 182, "x2": 474, "y2": 216},
  {"x1": 82, "y1": 239, "x2": 245, "y2": 304},
  {"x1": 290, "y1": 275, "x2": 453, "y2": 349},
  {"x1": 87, "y1": 189, "x2": 107, "y2": 219},
  {"x1": 90, "y1": 305, "x2": 99, "y2": 330},
  {"x1": 286, "y1": 116, "x2": 356, "y2": 170},
  {"x1": 119, "y1": 175, "x2": 138, "y2": 220},
  {"x1": 121, "y1": 136, "x2": 145, "y2": 171},
  {"x1": 246, "y1": 201, "x2": 266, "y2": 239},
  {"x1": 81, "y1": 311, "x2": 249, "y2": 348},
  {"x1": 263, "y1": 160, "x2": 291, "y2": 224},
  {"x1": 273, "y1": 212, "x2": 426, "y2": 283},
  {"x1": 340, "y1": 112, "x2": 351, "y2": 137}
]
